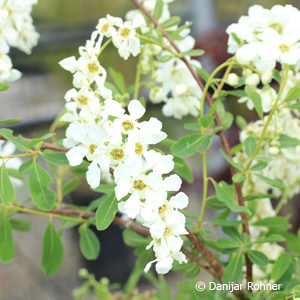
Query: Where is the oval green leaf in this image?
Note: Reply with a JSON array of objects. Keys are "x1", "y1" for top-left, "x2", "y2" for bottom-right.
[
  {"x1": 96, "y1": 193, "x2": 118, "y2": 231},
  {"x1": 29, "y1": 160, "x2": 56, "y2": 210},
  {"x1": 79, "y1": 226, "x2": 100, "y2": 260},
  {"x1": 0, "y1": 164, "x2": 15, "y2": 204},
  {"x1": 0, "y1": 219, "x2": 14, "y2": 263},
  {"x1": 41, "y1": 222, "x2": 64, "y2": 275}
]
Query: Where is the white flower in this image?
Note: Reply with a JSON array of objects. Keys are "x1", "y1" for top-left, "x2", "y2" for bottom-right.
[
  {"x1": 112, "y1": 15, "x2": 145, "y2": 60},
  {"x1": 96, "y1": 15, "x2": 122, "y2": 38},
  {"x1": 64, "y1": 122, "x2": 108, "y2": 166}
]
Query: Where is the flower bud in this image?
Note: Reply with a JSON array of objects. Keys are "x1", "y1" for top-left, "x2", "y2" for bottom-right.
[
  {"x1": 245, "y1": 73, "x2": 260, "y2": 86},
  {"x1": 141, "y1": 60, "x2": 151, "y2": 74},
  {"x1": 150, "y1": 87, "x2": 165, "y2": 104},
  {"x1": 227, "y1": 73, "x2": 239, "y2": 86},
  {"x1": 261, "y1": 71, "x2": 273, "y2": 84},
  {"x1": 242, "y1": 68, "x2": 253, "y2": 77},
  {"x1": 269, "y1": 146, "x2": 279, "y2": 155},
  {"x1": 78, "y1": 268, "x2": 89, "y2": 278}
]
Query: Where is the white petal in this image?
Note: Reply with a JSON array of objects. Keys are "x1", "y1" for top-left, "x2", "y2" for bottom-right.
[
  {"x1": 169, "y1": 192, "x2": 188, "y2": 209},
  {"x1": 86, "y1": 161, "x2": 101, "y2": 189},
  {"x1": 150, "y1": 218, "x2": 166, "y2": 239},
  {"x1": 155, "y1": 257, "x2": 173, "y2": 274},
  {"x1": 59, "y1": 56, "x2": 77, "y2": 72},
  {"x1": 128, "y1": 100, "x2": 145, "y2": 120},
  {"x1": 144, "y1": 259, "x2": 156, "y2": 273},
  {"x1": 163, "y1": 174, "x2": 182, "y2": 191},
  {"x1": 64, "y1": 88, "x2": 77, "y2": 101},
  {"x1": 66, "y1": 146, "x2": 87, "y2": 166},
  {"x1": 114, "y1": 181, "x2": 131, "y2": 200},
  {"x1": 105, "y1": 99, "x2": 125, "y2": 118}
]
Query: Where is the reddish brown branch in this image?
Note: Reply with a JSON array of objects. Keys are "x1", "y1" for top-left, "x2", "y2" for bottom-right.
[
  {"x1": 131, "y1": 0, "x2": 252, "y2": 287},
  {"x1": 34, "y1": 207, "x2": 222, "y2": 284}
]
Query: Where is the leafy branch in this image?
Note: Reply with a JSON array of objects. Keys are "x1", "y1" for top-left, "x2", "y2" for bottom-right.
[{"x1": 131, "y1": 0, "x2": 252, "y2": 290}]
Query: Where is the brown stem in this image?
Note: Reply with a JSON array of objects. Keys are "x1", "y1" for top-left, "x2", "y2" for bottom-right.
[
  {"x1": 33, "y1": 207, "x2": 221, "y2": 284},
  {"x1": 131, "y1": 0, "x2": 252, "y2": 287}
]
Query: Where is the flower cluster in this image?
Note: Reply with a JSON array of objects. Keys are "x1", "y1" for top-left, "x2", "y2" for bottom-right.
[
  {"x1": 227, "y1": 5, "x2": 300, "y2": 72},
  {"x1": 127, "y1": 0, "x2": 203, "y2": 119},
  {"x1": 60, "y1": 17, "x2": 188, "y2": 274},
  {"x1": 226, "y1": 5, "x2": 300, "y2": 114},
  {"x1": 0, "y1": 0, "x2": 39, "y2": 82}
]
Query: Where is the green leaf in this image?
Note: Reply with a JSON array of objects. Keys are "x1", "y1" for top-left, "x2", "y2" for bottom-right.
[
  {"x1": 250, "y1": 162, "x2": 268, "y2": 171},
  {"x1": 93, "y1": 184, "x2": 116, "y2": 194},
  {"x1": 0, "y1": 118, "x2": 21, "y2": 125},
  {"x1": 244, "y1": 136, "x2": 257, "y2": 157},
  {"x1": 216, "y1": 102, "x2": 234, "y2": 129},
  {"x1": 184, "y1": 122, "x2": 201, "y2": 131},
  {"x1": 199, "y1": 115, "x2": 215, "y2": 128},
  {"x1": 272, "y1": 69, "x2": 281, "y2": 84},
  {"x1": 173, "y1": 156, "x2": 193, "y2": 183},
  {"x1": 220, "y1": 149, "x2": 242, "y2": 171},
  {"x1": 171, "y1": 133, "x2": 212, "y2": 158},
  {"x1": 253, "y1": 216, "x2": 290, "y2": 232},
  {"x1": 79, "y1": 226, "x2": 100, "y2": 260},
  {"x1": 282, "y1": 232, "x2": 300, "y2": 254},
  {"x1": 156, "y1": 55, "x2": 172, "y2": 62},
  {"x1": 248, "y1": 250, "x2": 268, "y2": 267},
  {"x1": 0, "y1": 128, "x2": 27, "y2": 151},
  {"x1": 245, "y1": 86, "x2": 263, "y2": 118},
  {"x1": 161, "y1": 16, "x2": 181, "y2": 28},
  {"x1": 29, "y1": 160, "x2": 56, "y2": 210},
  {"x1": 223, "y1": 250, "x2": 243, "y2": 283},
  {"x1": 288, "y1": 103, "x2": 300, "y2": 110},
  {"x1": 62, "y1": 177, "x2": 79, "y2": 195},
  {"x1": 0, "y1": 82, "x2": 9, "y2": 91},
  {"x1": 215, "y1": 238, "x2": 240, "y2": 249},
  {"x1": 244, "y1": 193, "x2": 276, "y2": 201},
  {"x1": 271, "y1": 253, "x2": 292, "y2": 281},
  {"x1": 153, "y1": 0, "x2": 163, "y2": 19},
  {"x1": 19, "y1": 159, "x2": 34, "y2": 175},
  {"x1": 252, "y1": 234, "x2": 285, "y2": 244},
  {"x1": 26, "y1": 133, "x2": 55, "y2": 149},
  {"x1": 284, "y1": 86, "x2": 300, "y2": 102},
  {"x1": 181, "y1": 49, "x2": 205, "y2": 57},
  {"x1": 226, "y1": 90, "x2": 246, "y2": 98},
  {"x1": 278, "y1": 134, "x2": 300, "y2": 148},
  {"x1": 96, "y1": 193, "x2": 118, "y2": 231},
  {"x1": 171, "y1": 133, "x2": 202, "y2": 157},
  {"x1": 0, "y1": 219, "x2": 14, "y2": 262},
  {"x1": 212, "y1": 219, "x2": 244, "y2": 226},
  {"x1": 122, "y1": 229, "x2": 147, "y2": 247},
  {"x1": 232, "y1": 173, "x2": 245, "y2": 183},
  {"x1": 196, "y1": 67, "x2": 210, "y2": 83},
  {"x1": 0, "y1": 164, "x2": 15, "y2": 204},
  {"x1": 236, "y1": 115, "x2": 247, "y2": 130},
  {"x1": 109, "y1": 67, "x2": 126, "y2": 93},
  {"x1": 41, "y1": 150, "x2": 69, "y2": 166},
  {"x1": 41, "y1": 222, "x2": 64, "y2": 275},
  {"x1": 254, "y1": 174, "x2": 285, "y2": 190},
  {"x1": 10, "y1": 218, "x2": 31, "y2": 231},
  {"x1": 6, "y1": 168, "x2": 24, "y2": 180},
  {"x1": 213, "y1": 180, "x2": 251, "y2": 215}
]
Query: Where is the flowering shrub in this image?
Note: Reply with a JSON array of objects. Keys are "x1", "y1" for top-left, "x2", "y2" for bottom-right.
[{"x1": 1, "y1": 1, "x2": 300, "y2": 299}]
